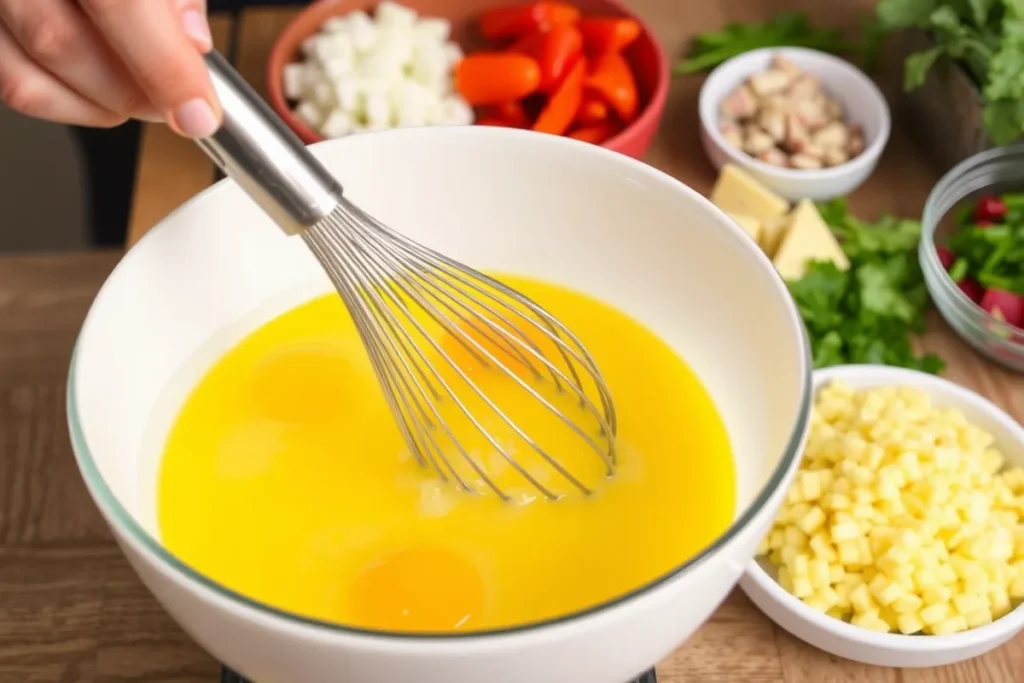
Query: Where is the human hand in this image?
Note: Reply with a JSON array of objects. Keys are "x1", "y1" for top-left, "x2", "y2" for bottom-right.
[{"x1": 0, "y1": 0, "x2": 221, "y2": 138}]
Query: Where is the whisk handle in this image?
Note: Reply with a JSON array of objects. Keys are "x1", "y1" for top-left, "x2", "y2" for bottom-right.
[{"x1": 196, "y1": 50, "x2": 343, "y2": 235}]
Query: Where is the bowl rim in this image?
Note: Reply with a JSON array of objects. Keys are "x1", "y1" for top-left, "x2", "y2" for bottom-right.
[
  {"x1": 698, "y1": 46, "x2": 891, "y2": 181},
  {"x1": 742, "y1": 363, "x2": 1024, "y2": 651},
  {"x1": 264, "y1": 0, "x2": 670, "y2": 152},
  {"x1": 68, "y1": 126, "x2": 813, "y2": 643},
  {"x1": 919, "y1": 143, "x2": 1024, "y2": 349}
]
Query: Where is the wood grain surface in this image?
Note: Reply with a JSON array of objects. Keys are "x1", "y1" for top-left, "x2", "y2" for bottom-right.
[{"x1": 2, "y1": 1, "x2": 1022, "y2": 681}]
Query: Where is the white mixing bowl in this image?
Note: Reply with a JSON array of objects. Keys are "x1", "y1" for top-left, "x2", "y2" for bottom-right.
[{"x1": 68, "y1": 126, "x2": 811, "y2": 683}]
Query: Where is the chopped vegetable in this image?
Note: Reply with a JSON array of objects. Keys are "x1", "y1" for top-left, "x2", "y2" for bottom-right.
[
  {"x1": 478, "y1": 2, "x2": 578, "y2": 40},
  {"x1": 534, "y1": 57, "x2": 586, "y2": 134},
  {"x1": 568, "y1": 120, "x2": 620, "y2": 144},
  {"x1": 485, "y1": 100, "x2": 530, "y2": 127},
  {"x1": 981, "y1": 289, "x2": 1024, "y2": 327},
  {"x1": 467, "y1": 2, "x2": 644, "y2": 146},
  {"x1": 958, "y1": 277, "x2": 985, "y2": 303},
  {"x1": 675, "y1": 12, "x2": 860, "y2": 75},
  {"x1": 578, "y1": 17, "x2": 641, "y2": 58},
  {"x1": 876, "y1": 0, "x2": 1024, "y2": 145},
  {"x1": 575, "y1": 93, "x2": 609, "y2": 125},
  {"x1": 787, "y1": 198, "x2": 943, "y2": 373},
  {"x1": 456, "y1": 53, "x2": 542, "y2": 105},
  {"x1": 510, "y1": 24, "x2": 583, "y2": 93},
  {"x1": 584, "y1": 52, "x2": 638, "y2": 122},
  {"x1": 282, "y1": 2, "x2": 470, "y2": 137},
  {"x1": 937, "y1": 192, "x2": 1024, "y2": 321}
]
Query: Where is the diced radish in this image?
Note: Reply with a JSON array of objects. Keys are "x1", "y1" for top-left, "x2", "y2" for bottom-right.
[
  {"x1": 936, "y1": 246, "x2": 956, "y2": 270},
  {"x1": 957, "y1": 278, "x2": 984, "y2": 304},
  {"x1": 973, "y1": 194, "x2": 1007, "y2": 223},
  {"x1": 980, "y1": 288, "x2": 1024, "y2": 327}
]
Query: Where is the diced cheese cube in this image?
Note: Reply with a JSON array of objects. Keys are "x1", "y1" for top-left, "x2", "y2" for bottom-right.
[
  {"x1": 919, "y1": 602, "x2": 950, "y2": 626},
  {"x1": 772, "y1": 199, "x2": 850, "y2": 281},
  {"x1": 931, "y1": 615, "x2": 968, "y2": 635},
  {"x1": 725, "y1": 212, "x2": 762, "y2": 243},
  {"x1": 709, "y1": 164, "x2": 789, "y2": 225},
  {"x1": 897, "y1": 612, "x2": 924, "y2": 634},
  {"x1": 758, "y1": 215, "x2": 789, "y2": 257},
  {"x1": 851, "y1": 610, "x2": 890, "y2": 632}
]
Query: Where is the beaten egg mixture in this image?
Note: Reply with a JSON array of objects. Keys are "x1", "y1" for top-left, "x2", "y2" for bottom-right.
[{"x1": 157, "y1": 275, "x2": 736, "y2": 632}]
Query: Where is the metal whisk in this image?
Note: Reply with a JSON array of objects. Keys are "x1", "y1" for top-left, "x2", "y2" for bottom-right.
[{"x1": 194, "y1": 52, "x2": 617, "y2": 501}]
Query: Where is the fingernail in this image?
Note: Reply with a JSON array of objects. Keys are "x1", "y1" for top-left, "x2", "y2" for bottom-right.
[
  {"x1": 173, "y1": 98, "x2": 218, "y2": 138},
  {"x1": 181, "y1": 9, "x2": 212, "y2": 50}
]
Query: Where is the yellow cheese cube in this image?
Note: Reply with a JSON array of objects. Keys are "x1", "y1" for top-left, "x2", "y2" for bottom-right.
[
  {"x1": 919, "y1": 602, "x2": 950, "y2": 626},
  {"x1": 759, "y1": 215, "x2": 790, "y2": 257},
  {"x1": 725, "y1": 212, "x2": 763, "y2": 243},
  {"x1": 897, "y1": 613, "x2": 925, "y2": 635},
  {"x1": 931, "y1": 615, "x2": 969, "y2": 635},
  {"x1": 772, "y1": 199, "x2": 850, "y2": 281},
  {"x1": 964, "y1": 608, "x2": 994, "y2": 629},
  {"x1": 851, "y1": 610, "x2": 891, "y2": 633},
  {"x1": 710, "y1": 164, "x2": 789, "y2": 225}
]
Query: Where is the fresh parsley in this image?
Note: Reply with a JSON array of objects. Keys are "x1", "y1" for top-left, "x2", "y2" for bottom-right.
[
  {"x1": 877, "y1": 0, "x2": 1024, "y2": 144},
  {"x1": 947, "y1": 193, "x2": 1024, "y2": 295},
  {"x1": 787, "y1": 199, "x2": 944, "y2": 373},
  {"x1": 674, "y1": 12, "x2": 864, "y2": 75}
]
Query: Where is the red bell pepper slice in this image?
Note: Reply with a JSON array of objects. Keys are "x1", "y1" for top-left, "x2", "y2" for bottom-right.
[
  {"x1": 584, "y1": 51, "x2": 638, "y2": 122},
  {"x1": 509, "y1": 24, "x2": 583, "y2": 93},
  {"x1": 533, "y1": 56, "x2": 586, "y2": 135},
  {"x1": 579, "y1": 17, "x2": 641, "y2": 57}
]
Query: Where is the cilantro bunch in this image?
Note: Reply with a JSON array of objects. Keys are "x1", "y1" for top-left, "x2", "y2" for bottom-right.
[
  {"x1": 787, "y1": 199, "x2": 944, "y2": 373},
  {"x1": 877, "y1": 0, "x2": 1024, "y2": 144},
  {"x1": 674, "y1": 12, "x2": 870, "y2": 75}
]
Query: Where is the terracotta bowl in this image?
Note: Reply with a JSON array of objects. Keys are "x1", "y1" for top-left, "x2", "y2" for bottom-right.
[{"x1": 266, "y1": 0, "x2": 668, "y2": 159}]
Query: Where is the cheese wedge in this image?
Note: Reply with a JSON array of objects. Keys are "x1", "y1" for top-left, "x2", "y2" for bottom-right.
[
  {"x1": 710, "y1": 164, "x2": 789, "y2": 224},
  {"x1": 726, "y1": 212, "x2": 762, "y2": 243},
  {"x1": 772, "y1": 199, "x2": 850, "y2": 281},
  {"x1": 760, "y1": 215, "x2": 790, "y2": 257}
]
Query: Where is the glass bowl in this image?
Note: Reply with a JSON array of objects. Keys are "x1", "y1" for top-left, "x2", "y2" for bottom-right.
[{"x1": 920, "y1": 144, "x2": 1024, "y2": 372}]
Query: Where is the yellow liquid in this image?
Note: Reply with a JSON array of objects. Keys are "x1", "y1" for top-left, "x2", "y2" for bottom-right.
[{"x1": 157, "y1": 276, "x2": 735, "y2": 632}]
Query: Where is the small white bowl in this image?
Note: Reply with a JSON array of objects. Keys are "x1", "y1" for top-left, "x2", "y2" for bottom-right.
[
  {"x1": 698, "y1": 47, "x2": 891, "y2": 201},
  {"x1": 740, "y1": 364, "x2": 1024, "y2": 668}
]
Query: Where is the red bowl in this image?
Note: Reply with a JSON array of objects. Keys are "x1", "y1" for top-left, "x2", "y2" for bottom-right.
[{"x1": 266, "y1": 0, "x2": 668, "y2": 159}]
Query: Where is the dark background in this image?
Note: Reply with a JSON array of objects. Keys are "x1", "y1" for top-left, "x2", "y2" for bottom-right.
[{"x1": 78, "y1": 0, "x2": 308, "y2": 247}]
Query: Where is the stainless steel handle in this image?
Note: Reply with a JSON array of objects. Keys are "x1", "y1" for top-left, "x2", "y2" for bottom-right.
[{"x1": 196, "y1": 50, "x2": 342, "y2": 235}]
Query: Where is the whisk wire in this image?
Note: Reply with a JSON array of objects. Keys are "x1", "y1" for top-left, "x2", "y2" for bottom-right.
[{"x1": 303, "y1": 198, "x2": 617, "y2": 501}]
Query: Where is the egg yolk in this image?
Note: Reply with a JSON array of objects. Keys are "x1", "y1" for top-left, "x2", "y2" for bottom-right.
[
  {"x1": 157, "y1": 274, "x2": 736, "y2": 633},
  {"x1": 350, "y1": 546, "x2": 484, "y2": 631}
]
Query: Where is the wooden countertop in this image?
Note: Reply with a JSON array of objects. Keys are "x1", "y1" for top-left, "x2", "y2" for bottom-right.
[{"x1": 2, "y1": 1, "x2": 1022, "y2": 681}]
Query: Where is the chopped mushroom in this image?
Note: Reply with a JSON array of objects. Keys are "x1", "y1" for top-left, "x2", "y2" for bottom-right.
[{"x1": 715, "y1": 53, "x2": 867, "y2": 170}]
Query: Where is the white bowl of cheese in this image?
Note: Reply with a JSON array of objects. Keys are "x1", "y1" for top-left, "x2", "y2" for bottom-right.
[
  {"x1": 698, "y1": 47, "x2": 890, "y2": 202},
  {"x1": 740, "y1": 365, "x2": 1024, "y2": 668}
]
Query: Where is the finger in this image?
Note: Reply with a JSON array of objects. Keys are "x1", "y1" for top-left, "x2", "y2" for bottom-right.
[
  {"x1": 80, "y1": 0, "x2": 220, "y2": 138},
  {"x1": 0, "y1": 24, "x2": 124, "y2": 127},
  {"x1": 173, "y1": 0, "x2": 212, "y2": 52},
  {"x1": 0, "y1": 0, "x2": 151, "y2": 119}
]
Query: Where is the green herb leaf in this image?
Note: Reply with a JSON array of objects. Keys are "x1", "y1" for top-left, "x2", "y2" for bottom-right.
[
  {"x1": 674, "y1": 12, "x2": 856, "y2": 75},
  {"x1": 785, "y1": 201, "x2": 942, "y2": 373},
  {"x1": 904, "y1": 46, "x2": 944, "y2": 89},
  {"x1": 877, "y1": 0, "x2": 937, "y2": 29}
]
